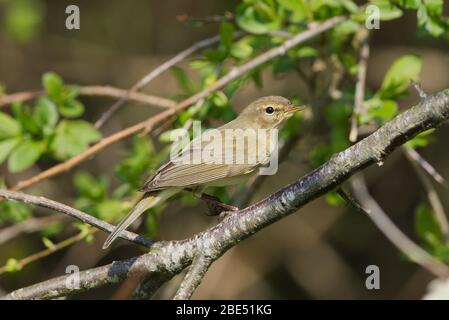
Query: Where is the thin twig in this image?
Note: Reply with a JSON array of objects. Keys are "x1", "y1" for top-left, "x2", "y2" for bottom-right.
[
  {"x1": 404, "y1": 147, "x2": 448, "y2": 187},
  {"x1": 10, "y1": 16, "x2": 345, "y2": 193},
  {"x1": 0, "y1": 190, "x2": 153, "y2": 248},
  {"x1": 404, "y1": 147, "x2": 449, "y2": 244},
  {"x1": 176, "y1": 13, "x2": 234, "y2": 24},
  {"x1": 3, "y1": 86, "x2": 449, "y2": 299},
  {"x1": 93, "y1": 32, "x2": 240, "y2": 128},
  {"x1": 349, "y1": 28, "x2": 370, "y2": 143},
  {"x1": 345, "y1": 175, "x2": 449, "y2": 279},
  {"x1": 411, "y1": 80, "x2": 428, "y2": 99},
  {"x1": 0, "y1": 86, "x2": 176, "y2": 109},
  {"x1": 0, "y1": 215, "x2": 66, "y2": 245},
  {"x1": 0, "y1": 229, "x2": 97, "y2": 275},
  {"x1": 173, "y1": 255, "x2": 212, "y2": 300}
]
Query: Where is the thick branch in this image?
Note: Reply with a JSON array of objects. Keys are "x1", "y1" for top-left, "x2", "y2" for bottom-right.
[{"x1": 3, "y1": 87, "x2": 449, "y2": 300}]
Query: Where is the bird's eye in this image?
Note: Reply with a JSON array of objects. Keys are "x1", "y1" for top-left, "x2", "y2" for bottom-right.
[{"x1": 265, "y1": 106, "x2": 274, "y2": 114}]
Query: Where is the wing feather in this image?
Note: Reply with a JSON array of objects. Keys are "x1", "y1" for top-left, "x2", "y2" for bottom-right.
[{"x1": 140, "y1": 126, "x2": 272, "y2": 192}]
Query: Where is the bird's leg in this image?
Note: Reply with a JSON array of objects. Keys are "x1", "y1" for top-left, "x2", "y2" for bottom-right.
[
  {"x1": 200, "y1": 193, "x2": 239, "y2": 216},
  {"x1": 185, "y1": 188, "x2": 239, "y2": 216}
]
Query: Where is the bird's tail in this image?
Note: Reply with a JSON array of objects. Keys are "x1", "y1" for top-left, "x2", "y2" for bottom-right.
[{"x1": 102, "y1": 188, "x2": 180, "y2": 249}]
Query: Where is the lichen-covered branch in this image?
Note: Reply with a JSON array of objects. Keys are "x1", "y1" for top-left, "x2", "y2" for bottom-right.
[
  {"x1": 2, "y1": 87, "x2": 449, "y2": 300},
  {"x1": 173, "y1": 255, "x2": 212, "y2": 300}
]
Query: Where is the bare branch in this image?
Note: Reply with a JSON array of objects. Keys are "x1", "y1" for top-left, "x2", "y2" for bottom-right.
[
  {"x1": 404, "y1": 147, "x2": 449, "y2": 243},
  {"x1": 404, "y1": 147, "x2": 449, "y2": 187},
  {"x1": 173, "y1": 255, "x2": 212, "y2": 300},
  {"x1": 177, "y1": 13, "x2": 234, "y2": 24},
  {"x1": 3, "y1": 87, "x2": 449, "y2": 299},
  {"x1": 0, "y1": 86, "x2": 176, "y2": 109},
  {"x1": 94, "y1": 33, "x2": 236, "y2": 128},
  {"x1": 9, "y1": 16, "x2": 345, "y2": 193},
  {"x1": 0, "y1": 190, "x2": 153, "y2": 248},
  {"x1": 1, "y1": 248, "x2": 186, "y2": 300},
  {"x1": 0, "y1": 215, "x2": 65, "y2": 245},
  {"x1": 349, "y1": 28, "x2": 370, "y2": 143},
  {"x1": 0, "y1": 229, "x2": 96, "y2": 275},
  {"x1": 340, "y1": 178, "x2": 449, "y2": 279},
  {"x1": 411, "y1": 80, "x2": 428, "y2": 99}
]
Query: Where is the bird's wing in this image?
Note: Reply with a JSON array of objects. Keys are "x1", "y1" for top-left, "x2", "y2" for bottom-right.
[{"x1": 139, "y1": 128, "x2": 266, "y2": 192}]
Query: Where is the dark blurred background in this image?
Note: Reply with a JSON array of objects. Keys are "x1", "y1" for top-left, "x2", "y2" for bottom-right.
[{"x1": 1, "y1": 0, "x2": 449, "y2": 299}]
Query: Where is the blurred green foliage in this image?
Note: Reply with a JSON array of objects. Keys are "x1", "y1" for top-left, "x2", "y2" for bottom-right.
[
  {"x1": 0, "y1": 0, "x2": 449, "y2": 274},
  {"x1": 0, "y1": 73, "x2": 100, "y2": 173},
  {"x1": 2, "y1": 0, "x2": 45, "y2": 43}
]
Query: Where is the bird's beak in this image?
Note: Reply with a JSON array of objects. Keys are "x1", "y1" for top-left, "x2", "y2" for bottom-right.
[{"x1": 285, "y1": 105, "x2": 307, "y2": 114}]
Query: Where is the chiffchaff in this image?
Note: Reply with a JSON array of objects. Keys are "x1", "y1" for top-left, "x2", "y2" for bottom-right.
[{"x1": 103, "y1": 96, "x2": 304, "y2": 248}]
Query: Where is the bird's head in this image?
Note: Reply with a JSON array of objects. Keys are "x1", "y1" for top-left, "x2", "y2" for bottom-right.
[{"x1": 238, "y1": 96, "x2": 306, "y2": 129}]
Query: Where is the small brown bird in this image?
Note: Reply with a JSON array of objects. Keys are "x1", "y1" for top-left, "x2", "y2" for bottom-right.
[{"x1": 103, "y1": 96, "x2": 304, "y2": 248}]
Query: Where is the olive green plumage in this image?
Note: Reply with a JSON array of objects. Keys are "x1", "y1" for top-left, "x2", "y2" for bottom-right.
[{"x1": 103, "y1": 96, "x2": 304, "y2": 249}]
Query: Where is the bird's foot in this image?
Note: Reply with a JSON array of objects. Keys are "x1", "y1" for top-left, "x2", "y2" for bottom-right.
[{"x1": 200, "y1": 193, "x2": 239, "y2": 216}]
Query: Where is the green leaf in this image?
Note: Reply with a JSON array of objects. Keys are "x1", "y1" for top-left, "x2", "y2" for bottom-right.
[
  {"x1": 0, "y1": 137, "x2": 21, "y2": 164},
  {"x1": 4, "y1": 0, "x2": 44, "y2": 43},
  {"x1": 96, "y1": 200, "x2": 123, "y2": 221},
  {"x1": 42, "y1": 72, "x2": 64, "y2": 99},
  {"x1": 417, "y1": 1, "x2": 447, "y2": 38},
  {"x1": 73, "y1": 171, "x2": 106, "y2": 200},
  {"x1": 377, "y1": 55, "x2": 422, "y2": 99},
  {"x1": 398, "y1": 0, "x2": 421, "y2": 9},
  {"x1": 5, "y1": 258, "x2": 22, "y2": 273},
  {"x1": 8, "y1": 139, "x2": 44, "y2": 172},
  {"x1": 405, "y1": 129, "x2": 435, "y2": 148},
  {"x1": 325, "y1": 191, "x2": 345, "y2": 207},
  {"x1": 159, "y1": 128, "x2": 188, "y2": 143},
  {"x1": 236, "y1": 3, "x2": 281, "y2": 34},
  {"x1": 212, "y1": 91, "x2": 229, "y2": 107},
  {"x1": 0, "y1": 201, "x2": 32, "y2": 224},
  {"x1": 42, "y1": 237, "x2": 56, "y2": 250},
  {"x1": 277, "y1": 0, "x2": 310, "y2": 22},
  {"x1": 145, "y1": 211, "x2": 159, "y2": 237},
  {"x1": 40, "y1": 221, "x2": 65, "y2": 237},
  {"x1": 424, "y1": 0, "x2": 443, "y2": 15},
  {"x1": 34, "y1": 97, "x2": 58, "y2": 129},
  {"x1": 337, "y1": 0, "x2": 358, "y2": 13},
  {"x1": 50, "y1": 120, "x2": 101, "y2": 160},
  {"x1": 171, "y1": 67, "x2": 196, "y2": 94},
  {"x1": 415, "y1": 204, "x2": 442, "y2": 249},
  {"x1": 362, "y1": 98, "x2": 398, "y2": 123},
  {"x1": 59, "y1": 100, "x2": 85, "y2": 118},
  {"x1": 295, "y1": 46, "x2": 318, "y2": 58},
  {"x1": 230, "y1": 42, "x2": 253, "y2": 59},
  {"x1": 371, "y1": 0, "x2": 403, "y2": 20},
  {"x1": 0, "y1": 112, "x2": 21, "y2": 139},
  {"x1": 220, "y1": 22, "x2": 234, "y2": 49},
  {"x1": 115, "y1": 136, "x2": 154, "y2": 186},
  {"x1": 11, "y1": 102, "x2": 40, "y2": 136}
]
